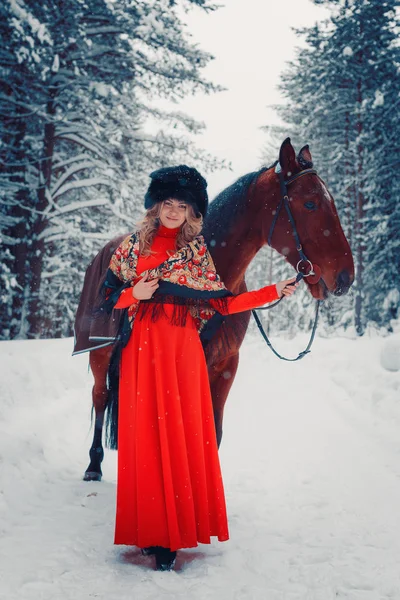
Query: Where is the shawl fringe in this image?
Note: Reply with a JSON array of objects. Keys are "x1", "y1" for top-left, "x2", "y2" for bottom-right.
[{"x1": 138, "y1": 294, "x2": 231, "y2": 328}]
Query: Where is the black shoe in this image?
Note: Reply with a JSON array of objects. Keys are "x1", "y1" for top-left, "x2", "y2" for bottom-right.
[{"x1": 155, "y1": 547, "x2": 177, "y2": 571}]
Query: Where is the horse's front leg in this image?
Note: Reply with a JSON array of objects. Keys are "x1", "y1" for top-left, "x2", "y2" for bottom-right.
[
  {"x1": 84, "y1": 347, "x2": 112, "y2": 481},
  {"x1": 209, "y1": 353, "x2": 239, "y2": 448}
]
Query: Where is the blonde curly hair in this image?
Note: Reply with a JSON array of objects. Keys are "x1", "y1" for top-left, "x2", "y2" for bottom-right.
[{"x1": 137, "y1": 201, "x2": 203, "y2": 256}]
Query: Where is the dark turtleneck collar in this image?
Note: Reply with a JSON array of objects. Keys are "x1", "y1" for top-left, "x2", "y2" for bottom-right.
[{"x1": 156, "y1": 223, "x2": 181, "y2": 238}]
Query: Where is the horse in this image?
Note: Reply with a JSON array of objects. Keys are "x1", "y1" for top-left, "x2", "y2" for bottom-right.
[{"x1": 73, "y1": 138, "x2": 354, "y2": 481}]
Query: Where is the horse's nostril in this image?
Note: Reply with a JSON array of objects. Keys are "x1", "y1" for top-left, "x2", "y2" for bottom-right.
[
  {"x1": 337, "y1": 270, "x2": 350, "y2": 288},
  {"x1": 335, "y1": 270, "x2": 351, "y2": 295}
]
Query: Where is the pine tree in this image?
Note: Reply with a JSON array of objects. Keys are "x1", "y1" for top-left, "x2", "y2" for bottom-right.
[
  {"x1": 0, "y1": 0, "x2": 223, "y2": 339},
  {"x1": 262, "y1": 0, "x2": 400, "y2": 335}
]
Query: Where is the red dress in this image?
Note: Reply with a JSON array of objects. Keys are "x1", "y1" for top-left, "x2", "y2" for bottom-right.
[{"x1": 113, "y1": 225, "x2": 279, "y2": 551}]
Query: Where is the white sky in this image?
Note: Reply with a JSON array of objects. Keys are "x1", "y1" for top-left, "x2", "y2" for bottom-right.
[{"x1": 161, "y1": 0, "x2": 329, "y2": 199}]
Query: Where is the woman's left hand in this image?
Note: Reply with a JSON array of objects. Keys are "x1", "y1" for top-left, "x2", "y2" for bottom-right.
[{"x1": 276, "y1": 277, "x2": 300, "y2": 297}]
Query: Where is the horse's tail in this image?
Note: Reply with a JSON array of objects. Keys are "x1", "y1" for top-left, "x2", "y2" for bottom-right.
[{"x1": 105, "y1": 343, "x2": 122, "y2": 450}]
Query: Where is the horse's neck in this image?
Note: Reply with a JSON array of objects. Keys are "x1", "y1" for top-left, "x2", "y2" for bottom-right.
[
  {"x1": 211, "y1": 170, "x2": 277, "y2": 292},
  {"x1": 212, "y1": 224, "x2": 264, "y2": 293}
]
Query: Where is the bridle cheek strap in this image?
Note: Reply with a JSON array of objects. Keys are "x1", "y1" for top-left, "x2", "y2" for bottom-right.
[{"x1": 268, "y1": 165, "x2": 321, "y2": 283}]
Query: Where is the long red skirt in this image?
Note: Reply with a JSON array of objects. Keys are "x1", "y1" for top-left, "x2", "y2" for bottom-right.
[{"x1": 114, "y1": 304, "x2": 229, "y2": 551}]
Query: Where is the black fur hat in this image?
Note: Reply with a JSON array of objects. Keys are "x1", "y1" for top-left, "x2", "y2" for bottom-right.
[{"x1": 144, "y1": 165, "x2": 208, "y2": 218}]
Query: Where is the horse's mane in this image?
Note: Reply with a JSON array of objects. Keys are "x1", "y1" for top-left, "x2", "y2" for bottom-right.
[{"x1": 203, "y1": 162, "x2": 277, "y2": 245}]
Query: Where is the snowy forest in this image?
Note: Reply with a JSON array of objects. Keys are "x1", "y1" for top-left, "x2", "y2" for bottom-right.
[
  {"x1": 1, "y1": 0, "x2": 399, "y2": 341},
  {"x1": 247, "y1": 0, "x2": 400, "y2": 337}
]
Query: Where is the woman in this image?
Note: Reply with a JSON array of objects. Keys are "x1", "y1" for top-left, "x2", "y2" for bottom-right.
[{"x1": 102, "y1": 165, "x2": 298, "y2": 571}]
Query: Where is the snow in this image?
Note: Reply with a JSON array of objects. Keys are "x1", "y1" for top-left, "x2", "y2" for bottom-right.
[
  {"x1": 8, "y1": 0, "x2": 52, "y2": 45},
  {"x1": 138, "y1": 14, "x2": 165, "y2": 36},
  {"x1": 343, "y1": 46, "x2": 353, "y2": 57},
  {"x1": 380, "y1": 339, "x2": 400, "y2": 372},
  {"x1": 372, "y1": 90, "x2": 385, "y2": 108},
  {"x1": 90, "y1": 82, "x2": 111, "y2": 98},
  {"x1": 51, "y1": 54, "x2": 59, "y2": 73},
  {"x1": 1, "y1": 332, "x2": 400, "y2": 599}
]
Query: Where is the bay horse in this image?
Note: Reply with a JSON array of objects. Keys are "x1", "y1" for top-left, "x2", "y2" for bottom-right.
[{"x1": 74, "y1": 138, "x2": 354, "y2": 481}]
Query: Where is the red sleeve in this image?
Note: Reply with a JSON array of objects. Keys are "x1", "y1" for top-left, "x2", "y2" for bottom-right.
[
  {"x1": 209, "y1": 284, "x2": 279, "y2": 315},
  {"x1": 114, "y1": 287, "x2": 140, "y2": 310}
]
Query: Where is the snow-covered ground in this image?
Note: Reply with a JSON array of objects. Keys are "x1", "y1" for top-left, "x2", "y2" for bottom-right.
[{"x1": 1, "y1": 331, "x2": 400, "y2": 600}]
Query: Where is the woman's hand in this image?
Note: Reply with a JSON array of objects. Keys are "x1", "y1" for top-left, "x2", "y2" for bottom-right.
[
  {"x1": 132, "y1": 271, "x2": 159, "y2": 300},
  {"x1": 276, "y1": 276, "x2": 300, "y2": 298}
]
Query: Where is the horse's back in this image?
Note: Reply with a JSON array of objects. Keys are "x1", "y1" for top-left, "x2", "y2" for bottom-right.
[{"x1": 73, "y1": 234, "x2": 128, "y2": 355}]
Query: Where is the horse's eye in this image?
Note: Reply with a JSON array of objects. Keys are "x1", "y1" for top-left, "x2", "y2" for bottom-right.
[{"x1": 304, "y1": 201, "x2": 317, "y2": 211}]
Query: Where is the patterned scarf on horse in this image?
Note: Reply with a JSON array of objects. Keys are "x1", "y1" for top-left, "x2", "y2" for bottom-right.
[{"x1": 98, "y1": 231, "x2": 232, "y2": 348}]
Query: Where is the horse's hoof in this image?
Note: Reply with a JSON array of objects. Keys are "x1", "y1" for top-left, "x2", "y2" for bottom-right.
[{"x1": 83, "y1": 471, "x2": 102, "y2": 482}]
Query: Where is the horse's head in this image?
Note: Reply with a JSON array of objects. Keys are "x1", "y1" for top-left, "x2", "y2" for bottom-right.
[{"x1": 258, "y1": 138, "x2": 354, "y2": 300}]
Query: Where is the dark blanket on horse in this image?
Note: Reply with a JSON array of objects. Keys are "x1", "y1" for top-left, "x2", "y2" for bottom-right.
[{"x1": 72, "y1": 234, "x2": 126, "y2": 355}]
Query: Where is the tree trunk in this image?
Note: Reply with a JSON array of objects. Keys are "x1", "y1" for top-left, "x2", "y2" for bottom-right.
[
  {"x1": 344, "y1": 109, "x2": 355, "y2": 250},
  {"x1": 1, "y1": 101, "x2": 29, "y2": 338},
  {"x1": 354, "y1": 41, "x2": 365, "y2": 336},
  {"x1": 27, "y1": 86, "x2": 56, "y2": 337}
]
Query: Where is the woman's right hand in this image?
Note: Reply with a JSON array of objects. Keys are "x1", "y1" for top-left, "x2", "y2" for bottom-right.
[{"x1": 132, "y1": 271, "x2": 159, "y2": 300}]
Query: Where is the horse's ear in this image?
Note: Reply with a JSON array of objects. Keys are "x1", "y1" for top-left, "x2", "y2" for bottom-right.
[
  {"x1": 279, "y1": 138, "x2": 299, "y2": 179},
  {"x1": 298, "y1": 144, "x2": 313, "y2": 169}
]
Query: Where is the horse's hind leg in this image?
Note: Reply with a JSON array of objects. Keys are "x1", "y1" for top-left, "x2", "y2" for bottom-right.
[{"x1": 83, "y1": 347, "x2": 112, "y2": 481}]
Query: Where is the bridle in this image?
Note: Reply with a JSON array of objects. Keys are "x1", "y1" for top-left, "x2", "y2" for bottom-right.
[{"x1": 252, "y1": 163, "x2": 323, "y2": 361}]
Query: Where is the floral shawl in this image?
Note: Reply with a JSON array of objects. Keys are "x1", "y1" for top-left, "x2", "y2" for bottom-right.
[{"x1": 98, "y1": 231, "x2": 232, "y2": 348}]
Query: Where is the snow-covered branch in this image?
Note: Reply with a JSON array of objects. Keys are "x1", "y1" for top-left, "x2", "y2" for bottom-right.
[{"x1": 52, "y1": 178, "x2": 113, "y2": 201}]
